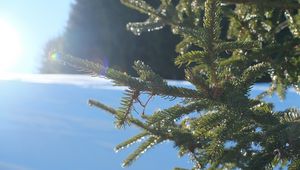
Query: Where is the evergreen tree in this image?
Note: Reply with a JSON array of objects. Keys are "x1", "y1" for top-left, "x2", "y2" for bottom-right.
[
  {"x1": 54, "y1": 0, "x2": 300, "y2": 169},
  {"x1": 41, "y1": 0, "x2": 184, "y2": 79}
]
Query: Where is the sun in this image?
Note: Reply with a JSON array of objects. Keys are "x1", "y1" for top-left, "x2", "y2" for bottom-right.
[{"x1": 0, "y1": 19, "x2": 22, "y2": 73}]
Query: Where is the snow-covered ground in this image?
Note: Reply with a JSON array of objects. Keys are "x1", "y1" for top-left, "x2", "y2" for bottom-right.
[{"x1": 0, "y1": 74, "x2": 299, "y2": 170}]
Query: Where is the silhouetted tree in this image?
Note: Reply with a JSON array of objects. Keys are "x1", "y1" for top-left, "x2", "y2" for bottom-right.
[{"x1": 41, "y1": 0, "x2": 184, "y2": 79}]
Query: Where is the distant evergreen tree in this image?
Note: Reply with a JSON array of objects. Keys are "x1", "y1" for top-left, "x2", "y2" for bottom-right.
[
  {"x1": 41, "y1": 0, "x2": 184, "y2": 79},
  {"x1": 56, "y1": 0, "x2": 300, "y2": 169}
]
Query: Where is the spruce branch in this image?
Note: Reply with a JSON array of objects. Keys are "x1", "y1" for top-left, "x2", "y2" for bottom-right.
[
  {"x1": 185, "y1": 68, "x2": 210, "y2": 96},
  {"x1": 58, "y1": 53, "x2": 204, "y2": 99},
  {"x1": 191, "y1": 111, "x2": 224, "y2": 136},
  {"x1": 202, "y1": 0, "x2": 222, "y2": 86},
  {"x1": 117, "y1": 89, "x2": 140, "y2": 128},
  {"x1": 126, "y1": 18, "x2": 165, "y2": 36},
  {"x1": 133, "y1": 60, "x2": 165, "y2": 85},
  {"x1": 114, "y1": 131, "x2": 149, "y2": 152},
  {"x1": 222, "y1": 0, "x2": 300, "y2": 9},
  {"x1": 121, "y1": 0, "x2": 180, "y2": 31},
  {"x1": 280, "y1": 108, "x2": 300, "y2": 123},
  {"x1": 88, "y1": 99, "x2": 151, "y2": 131},
  {"x1": 289, "y1": 159, "x2": 300, "y2": 170},
  {"x1": 120, "y1": 0, "x2": 156, "y2": 16},
  {"x1": 224, "y1": 6, "x2": 256, "y2": 40},
  {"x1": 255, "y1": 83, "x2": 276, "y2": 100},
  {"x1": 216, "y1": 41, "x2": 261, "y2": 52},
  {"x1": 176, "y1": 36, "x2": 194, "y2": 54},
  {"x1": 88, "y1": 100, "x2": 193, "y2": 142},
  {"x1": 241, "y1": 62, "x2": 271, "y2": 86},
  {"x1": 55, "y1": 0, "x2": 300, "y2": 168},
  {"x1": 203, "y1": 0, "x2": 221, "y2": 47},
  {"x1": 285, "y1": 10, "x2": 300, "y2": 38},
  {"x1": 175, "y1": 51, "x2": 209, "y2": 67},
  {"x1": 146, "y1": 100, "x2": 207, "y2": 125},
  {"x1": 107, "y1": 65, "x2": 205, "y2": 98},
  {"x1": 88, "y1": 99, "x2": 119, "y2": 115},
  {"x1": 173, "y1": 168, "x2": 189, "y2": 170},
  {"x1": 121, "y1": 136, "x2": 163, "y2": 167},
  {"x1": 189, "y1": 151, "x2": 202, "y2": 169}
]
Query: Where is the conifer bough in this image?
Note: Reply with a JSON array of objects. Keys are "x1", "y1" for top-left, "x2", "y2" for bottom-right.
[{"x1": 58, "y1": 0, "x2": 300, "y2": 169}]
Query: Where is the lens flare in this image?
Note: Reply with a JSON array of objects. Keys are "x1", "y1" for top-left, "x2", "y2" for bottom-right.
[
  {"x1": 49, "y1": 52, "x2": 60, "y2": 61},
  {"x1": 99, "y1": 57, "x2": 109, "y2": 75}
]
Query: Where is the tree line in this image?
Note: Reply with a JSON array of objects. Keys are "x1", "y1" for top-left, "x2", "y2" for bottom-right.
[{"x1": 40, "y1": 0, "x2": 184, "y2": 79}]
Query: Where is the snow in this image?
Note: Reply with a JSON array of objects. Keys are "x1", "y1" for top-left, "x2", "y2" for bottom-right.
[{"x1": 0, "y1": 74, "x2": 299, "y2": 170}]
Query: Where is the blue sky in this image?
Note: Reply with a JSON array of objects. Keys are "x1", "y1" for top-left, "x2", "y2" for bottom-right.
[
  {"x1": 0, "y1": 75, "x2": 299, "y2": 170},
  {"x1": 0, "y1": 0, "x2": 73, "y2": 73}
]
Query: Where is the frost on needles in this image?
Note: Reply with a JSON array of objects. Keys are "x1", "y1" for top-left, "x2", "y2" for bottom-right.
[{"x1": 57, "y1": 0, "x2": 300, "y2": 169}]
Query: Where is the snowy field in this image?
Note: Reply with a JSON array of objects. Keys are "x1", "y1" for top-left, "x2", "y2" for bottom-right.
[{"x1": 0, "y1": 74, "x2": 299, "y2": 170}]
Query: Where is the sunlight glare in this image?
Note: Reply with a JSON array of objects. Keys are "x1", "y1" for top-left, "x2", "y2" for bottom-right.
[{"x1": 0, "y1": 19, "x2": 22, "y2": 73}]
